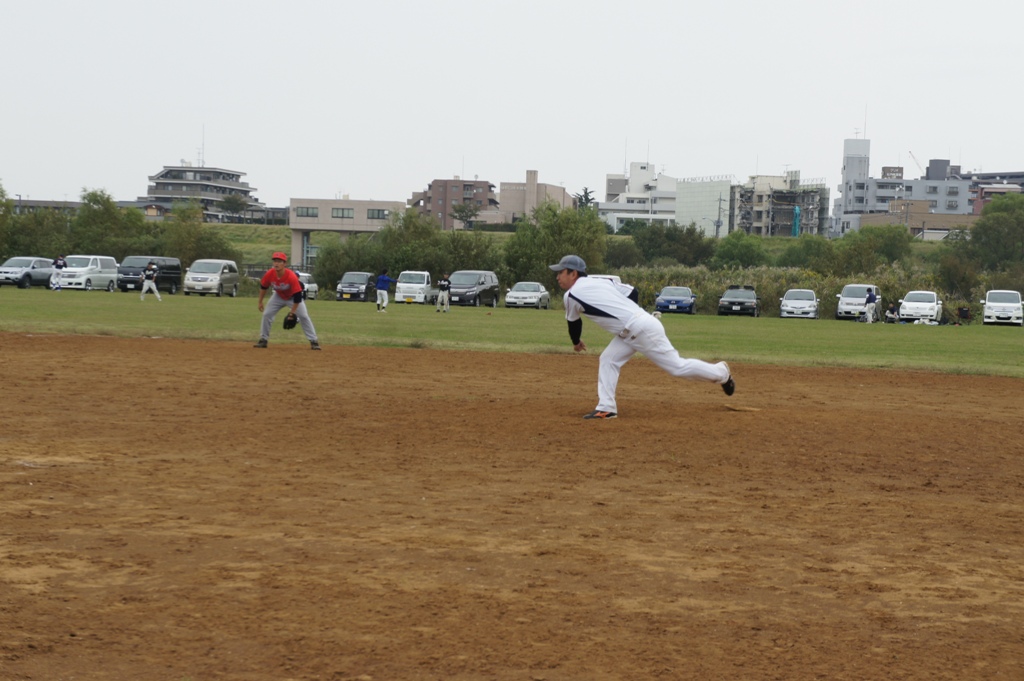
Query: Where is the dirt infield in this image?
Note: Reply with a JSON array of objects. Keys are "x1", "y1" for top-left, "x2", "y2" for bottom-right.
[{"x1": 2, "y1": 332, "x2": 1023, "y2": 680}]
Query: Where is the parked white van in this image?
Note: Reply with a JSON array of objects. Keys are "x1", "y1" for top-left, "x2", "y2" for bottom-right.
[
  {"x1": 394, "y1": 270, "x2": 438, "y2": 304},
  {"x1": 980, "y1": 290, "x2": 1023, "y2": 326},
  {"x1": 60, "y1": 255, "x2": 119, "y2": 291},
  {"x1": 835, "y1": 283, "x2": 882, "y2": 321}
]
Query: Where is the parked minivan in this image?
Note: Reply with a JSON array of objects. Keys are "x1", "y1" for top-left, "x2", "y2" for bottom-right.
[
  {"x1": 118, "y1": 256, "x2": 183, "y2": 294},
  {"x1": 448, "y1": 270, "x2": 500, "y2": 307},
  {"x1": 336, "y1": 271, "x2": 376, "y2": 302},
  {"x1": 184, "y1": 259, "x2": 240, "y2": 297},
  {"x1": 60, "y1": 255, "x2": 119, "y2": 291},
  {"x1": 394, "y1": 270, "x2": 438, "y2": 304},
  {"x1": 980, "y1": 290, "x2": 1023, "y2": 326},
  {"x1": 835, "y1": 283, "x2": 882, "y2": 321}
]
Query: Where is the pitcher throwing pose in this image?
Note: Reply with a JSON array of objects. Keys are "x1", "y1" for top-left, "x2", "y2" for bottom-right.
[{"x1": 550, "y1": 255, "x2": 734, "y2": 419}]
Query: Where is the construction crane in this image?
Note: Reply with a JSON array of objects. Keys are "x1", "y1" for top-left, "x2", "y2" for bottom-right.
[{"x1": 908, "y1": 151, "x2": 925, "y2": 178}]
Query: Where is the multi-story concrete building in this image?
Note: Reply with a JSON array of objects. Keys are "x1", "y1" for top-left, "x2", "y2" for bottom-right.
[
  {"x1": 597, "y1": 162, "x2": 678, "y2": 232},
  {"x1": 675, "y1": 177, "x2": 734, "y2": 238},
  {"x1": 409, "y1": 178, "x2": 498, "y2": 230},
  {"x1": 833, "y1": 139, "x2": 973, "y2": 235},
  {"x1": 475, "y1": 170, "x2": 574, "y2": 224},
  {"x1": 134, "y1": 163, "x2": 267, "y2": 223},
  {"x1": 287, "y1": 197, "x2": 407, "y2": 267},
  {"x1": 734, "y1": 171, "x2": 829, "y2": 237}
]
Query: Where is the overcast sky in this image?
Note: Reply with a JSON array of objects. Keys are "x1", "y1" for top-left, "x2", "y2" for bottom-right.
[{"x1": 3, "y1": 0, "x2": 1021, "y2": 208}]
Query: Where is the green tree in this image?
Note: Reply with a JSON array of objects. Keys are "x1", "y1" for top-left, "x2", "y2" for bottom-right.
[
  {"x1": 220, "y1": 194, "x2": 250, "y2": 223},
  {"x1": 503, "y1": 202, "x2": 607, "y2": 283},
  {"x1": 605, "y1": 238, "x2": 644, "y2": 268},
  {"x1": 776, "y1": 234, "x2": 838, "y2": 274},
  {"x1": 710, "y1": 230, "x2": 768, "y2": 269},
  {"x1": 161, "y1": 200, "x2": 241, "y2": 267},
  {"x1": 449, "y1": 203, "x2": 481, "y2": 230},
  {"x1": 573, "y1": 187, "x2": 595, "y2": 209},
  {"x1": 966, "y1": 193, "x2": 1024, "y2": 269}
]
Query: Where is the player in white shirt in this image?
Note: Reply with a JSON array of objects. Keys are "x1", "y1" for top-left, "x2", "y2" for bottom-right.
[{"x1": 550, "y1": 255, "x2": 734, "y2": 420}]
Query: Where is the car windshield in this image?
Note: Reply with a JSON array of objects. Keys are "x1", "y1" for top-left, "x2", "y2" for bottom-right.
[
  {"x1": 341, "y1": 273, "x2": 367, "y2": 284},
  {"x1": 2, "y1": 257, "x2": 35, "y2": 267},
  {"x1": 724, "y1": 289, "x2": 755, "y2": 300},
  {"x1": 398, "y1": 272, "x2": 425, "y2": 284},
  {"x1": 904, "y1": 292, "x2": 935, "y2": 303},
  {"x1": 988, "y1": 291, "x2": 1021, "y2": 304},
  {"x1": 841, "y1": 285, "x2": 871, "y2": 298},
  {"x1": 190, "y1": 261, "x2": 222, "y2": 273},
  {"x1": 512, "y1": 282, "x2": 541, "y2": 292},
  {"x1": 785, "y1": 290, "x2": 815, "y2": 301},
  {"x1": 121, "y1": 257, "x2": 152, "y2": 267},
  {"x1": 65, "y1": 257, "x2": 92, "y2": 267},
  {"x1": 661, "y1": 287, "x2": 692, "y2": 297},
  {"x1": 450, "y1": 273, "x2": 479, "y2": 285}
]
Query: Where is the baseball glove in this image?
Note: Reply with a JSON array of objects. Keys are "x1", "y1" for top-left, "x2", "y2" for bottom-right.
[{"x1": 283, "y1": 313, "x2": 298, "y2": 330}]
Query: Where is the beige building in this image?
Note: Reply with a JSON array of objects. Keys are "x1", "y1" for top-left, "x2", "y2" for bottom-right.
[
  {"x1": 859, "y1": 199, "x2": 978, "y2": 238},
  {"x1": 477, "y1": 170, "x2": 574, "y2": 225},
  {"x1": 287, "y1": 197, "x2": 406, "y2": 266}
]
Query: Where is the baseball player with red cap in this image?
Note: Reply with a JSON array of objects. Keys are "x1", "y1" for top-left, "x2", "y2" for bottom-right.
[
  {"x1": 254, "y1": 252, "x2": 321, "y2": 350},
  {"x1": 550, "y1": 254, "x2": 734, "y2": 419}
]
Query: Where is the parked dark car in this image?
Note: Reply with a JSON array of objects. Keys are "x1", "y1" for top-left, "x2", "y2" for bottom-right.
[
  {"x1": 118, "y1": 256, "x2": 183, "y2": 294},
  {"x1": 0, "y1": 257, "x2": 54, "y2": 288},
  {"x1": 448, "y1": 270, "x2": 500, "y2": 307},
  {"x1": 654, "y1": 286, "x2": 697, "y2": 314},
  {"x1": 336, "y1": 271, "x2": 376, "y2": 301},
  {"x1": 717, "y1": 285, "x2": 760, "y2": 317}
]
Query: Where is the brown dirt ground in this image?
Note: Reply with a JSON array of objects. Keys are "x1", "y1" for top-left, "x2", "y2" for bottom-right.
[{"x1": 1, "y1": 332, "x2": 1023, "y2": 681}]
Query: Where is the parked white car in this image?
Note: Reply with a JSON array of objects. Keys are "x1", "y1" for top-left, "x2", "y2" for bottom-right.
[
  {"x1": 60, "y1": 255, "x2": 118, "y2": 291},
  {"x1": 505, "y1": 281, "x2": 550, "y2": 309},
  {"x1": 980, "y1": 290, "x2": 1023, "y2": 326},
  {"x1": 779, "y1": 289, "x2": 819, "y2": 319},
  {"x1": 898, "y1": 290, "x2": 943, "y2": 323},
  {"x1": 835, "y1": 283, "x2": 882, "y2": 321},
  {"x1": 297, "y1": 272, "x2": 318, "y2": 300}
]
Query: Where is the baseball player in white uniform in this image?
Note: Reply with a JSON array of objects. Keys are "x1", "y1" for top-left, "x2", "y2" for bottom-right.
[{"x1": 550, "y1": 255, "x2": 734, "y2": 420}]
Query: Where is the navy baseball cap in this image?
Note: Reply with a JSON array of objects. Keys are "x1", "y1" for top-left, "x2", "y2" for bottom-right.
[{"x1": 549, "y1": 255, "x2": 587, "y2": 273}]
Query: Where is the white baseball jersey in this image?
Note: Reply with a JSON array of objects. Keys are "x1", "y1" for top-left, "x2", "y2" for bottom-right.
[{"x1": 563, "y1": 277, "x2": 643, "y2": 336}]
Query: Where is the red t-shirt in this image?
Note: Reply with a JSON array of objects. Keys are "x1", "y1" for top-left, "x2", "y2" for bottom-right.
[{"x1": 261, "y1": 268, "x2": 302, "y2": 300}]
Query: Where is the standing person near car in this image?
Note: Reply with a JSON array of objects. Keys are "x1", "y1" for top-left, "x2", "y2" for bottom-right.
[
  {"x1": 550, "y1": 255, "x2": 734, "y2": 420},
  {"x1": 864, "y1": 287, "x2": 878, "y2": 323},
  {"x1": 375, "y1": 269, "x2": 396, "y2": 313},
  {"x1": 436, "y1": 272, "x2": 451, "y2": 313},
  {"x1": 139, "y1": 260, "x2": 162, "y2": 302},
  {"x1": 254, "y1": 252, "x2": 321, "y2": 350},
  {"x1": 50, "y1": 255, "x2": 66, "y2": 291}
]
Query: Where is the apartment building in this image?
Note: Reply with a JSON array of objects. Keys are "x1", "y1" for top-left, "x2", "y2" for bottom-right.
[
  {"x1": 597, "y1": 162, "x2": 678, "y2": 232},
  {"x1": 409, "y1": 177, "x2": 498, "y2": 230},
  {"x1": 135, "y1": 163, "x2": 265, "y2": 223}
]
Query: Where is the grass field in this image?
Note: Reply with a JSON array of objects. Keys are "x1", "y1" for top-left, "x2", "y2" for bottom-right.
[{"x1": 2, "y1": 287, "x2": 1021, "y2": 377}]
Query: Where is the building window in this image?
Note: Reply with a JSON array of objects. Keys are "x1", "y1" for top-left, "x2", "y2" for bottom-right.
[
  {"x1": 947, "y1": 186, "x2": 959, "y2": 196},
  {"x1": 367, "y1": 209, "x2": 388, "y2": 220},
  {"x1": 332, "y1": 208, "x2": 354, "y2": 219},
  {"x1": 854, "y1": 197, "x2": 864, "y2": 204},
  {"x1": 929, "y1": 200, "x2": 938, "y2": 208},
  {"x1": 926, "y1": 186, "x2": 938, "y2": 194},
  {"x1": 904, "y1": 184, "x2": 914, "y2": 195},
  {"x1": 296, "y1": 207, "x2": 318, "y2": 217},
  {"x1": 946, "y1": 200, "x2": 959, "y2": 209},
  {"x1": 855, "y1": 183, "x2": 866, "y2": 190}
]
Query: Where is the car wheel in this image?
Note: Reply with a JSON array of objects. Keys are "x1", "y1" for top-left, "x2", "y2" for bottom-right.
[
  {"x1": 85, "y1": 279, "x2": 93, "y2": 291},
  {"x1": 200, "y1": 293, "x2": 207, "y2": 297},
  {"x1": 18, "y1": 275, "x2": 31, "y2": 289},
  {"x1": 169, "y1": 282, "x2": 178, "y2": 295},
  {"x1": 474, "y1": 296, "x2": 480, "y2": 307},
  {"x1": 106, "y1": 280, "x2": 115, "y2": 292},
  {"x1": 184, "y1": 291, "x2": 191, "y2": 296},
  {"x1": 491, "y1": 296, "x2": 498, "y2": 308},
  {"x1": 230, "y1": 284, "x2": 238, "y2": 298},
  {"x1": 216, "y1": 284, "x2": 223, "y2": 298}
]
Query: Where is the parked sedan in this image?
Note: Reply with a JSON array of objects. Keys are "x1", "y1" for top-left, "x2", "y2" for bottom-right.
[
  {"x1": 654, "y1": 286, "x2": 696, "y2": 314},
  {"x1": 0, "y1": 257, "x2": 54, "y2": 288},
  {"x1": 505, "y1": 281, "x2": 550, "y2": 309},
  {"x1": 779, "y1": 289, "x2": 819, "y2": 319},
  {"x1": 898, "y1": 290, "x2": 943, "y2": 322},
  {"x1": 717, "y1": 285, "x2": 760, "y2": 317},
  {"x1": 979, "y1": 290, "x2": 1023, "y2": 326}
]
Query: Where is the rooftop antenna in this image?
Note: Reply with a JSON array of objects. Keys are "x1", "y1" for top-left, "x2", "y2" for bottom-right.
[
  {"x1": 197, "y1": 124, "x2": 206, "y2": 167},
  {"x1": 863, "y1": 104, "x2": 868, "y2": 139}
]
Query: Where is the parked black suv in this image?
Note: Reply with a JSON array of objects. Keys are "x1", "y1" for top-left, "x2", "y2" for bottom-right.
[
  {"x1": 717, "y1": 285, "x2": 760, "y2": 317},
  {"x1": 448, "y1": 270, "x2": 500, "y2": 307},
  {"x1": 118, "y1": 256, "x2": 183, "y2": 294},
  {"x1": 335, "y1": 271, "x2": 376, "y2": 302}
]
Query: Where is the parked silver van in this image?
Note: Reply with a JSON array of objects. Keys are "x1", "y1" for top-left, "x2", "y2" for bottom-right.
[
  {"x1": 184, "y1": 259, "x2": 240, "y2": 297},
  {"x1": 60, "y1": 255, "x2": 119, "y2": 291}
]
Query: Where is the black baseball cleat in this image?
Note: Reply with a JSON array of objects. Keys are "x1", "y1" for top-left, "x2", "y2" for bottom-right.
[
  {"x1": 253, "y1": 338, "x2": 268, "y2": 348},
  {"x1": 583, "y1": 410, "x2": 617, "y2": 420},
  {"x1": 722, "y1": 377, "x2": 735, "y2": 396},
  {"x1": 310, "y1": 341, "x2": 322, "y2": 351}
]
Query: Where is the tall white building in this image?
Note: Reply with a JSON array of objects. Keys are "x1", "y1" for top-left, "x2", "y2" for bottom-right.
[
  {"x1": 676, "y1": 177, "x2": 734, "y2": 237},
  {"x1": 597, "y1": 162, "x2": 678, "y2": 231}
]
